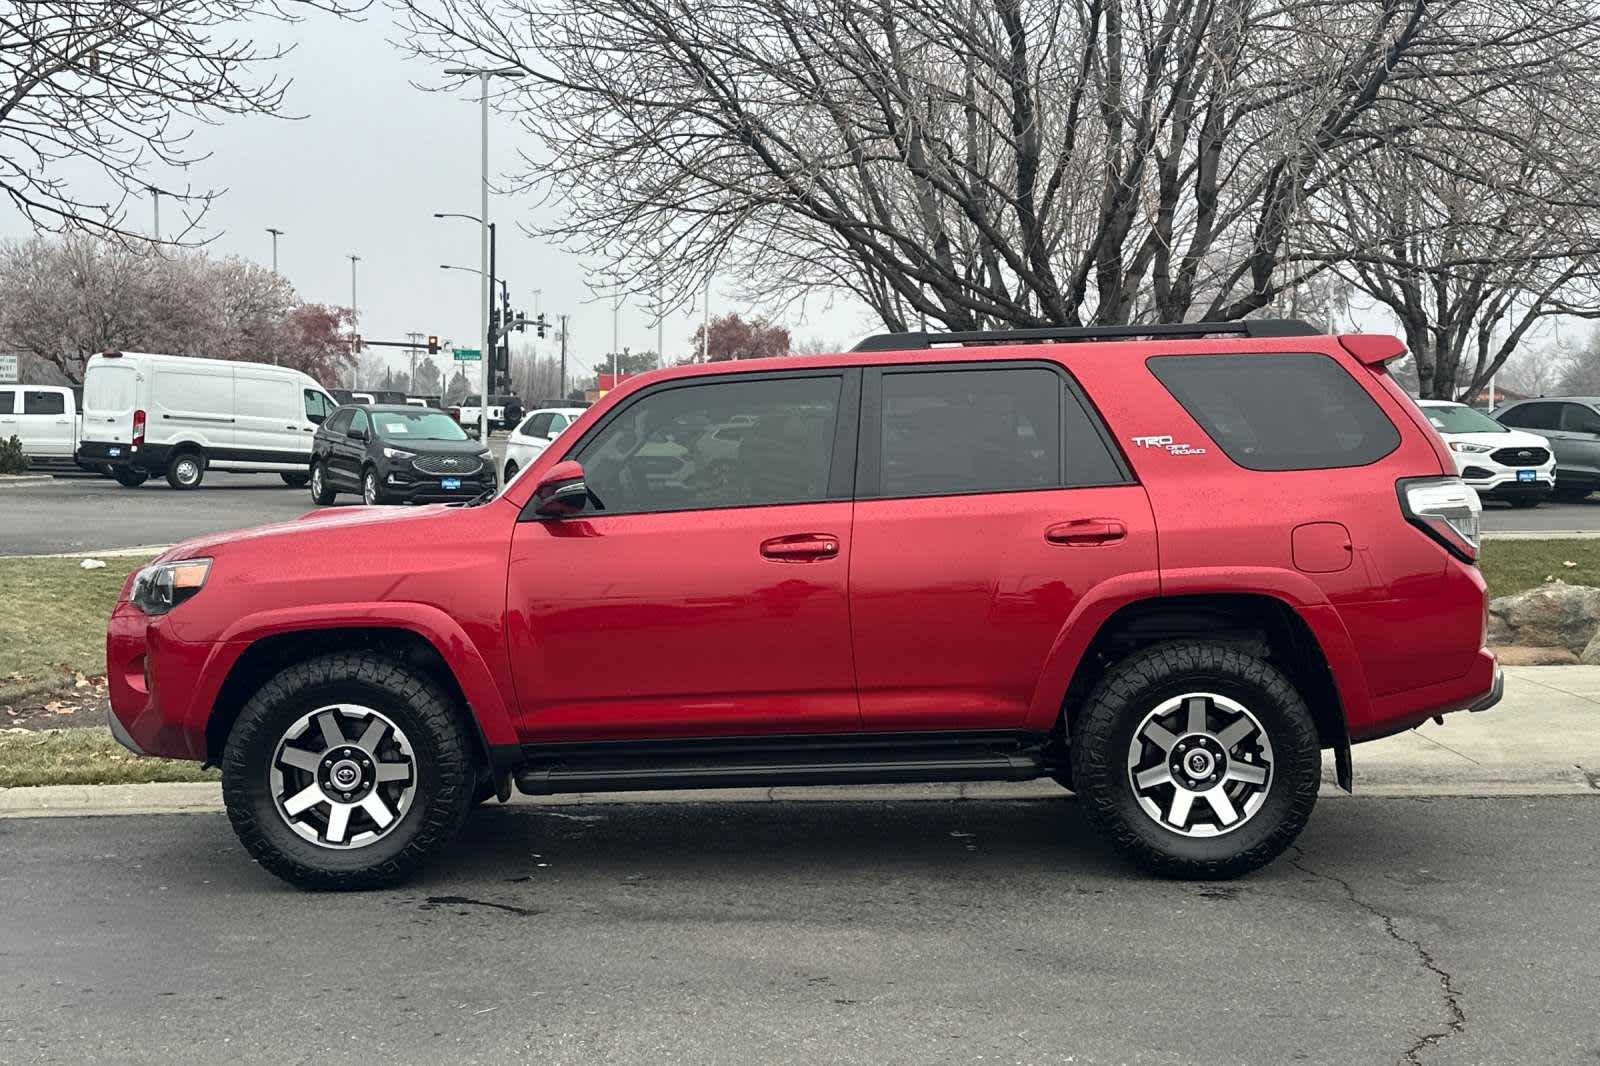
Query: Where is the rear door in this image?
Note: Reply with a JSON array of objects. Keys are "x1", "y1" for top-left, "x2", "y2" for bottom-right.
[
  {"x1": 1555, "y1": 402, "x2": 1600, "y2": 488},
  {"x1": 507, "y1": 370, "x2": 861, "y2": 740},
  {"x1": 21, "y1": 389, "x2": 72, "y2": 457},
  {"x1": 0, "y1": 389, "x2": 17, "y2": 446},
  {"x1": 81, "y1": 358, "x2": 139, "y2": 448},
  {"x1": 848, "y1": 362, "x2": 1156, "y2": 730}
]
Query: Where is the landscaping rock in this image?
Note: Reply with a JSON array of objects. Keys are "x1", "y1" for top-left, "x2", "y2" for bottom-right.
[
  {"x1": 1495, "y1": 644, "x2": 1580, "y2": 666},
  {"x1": 1488, "y1": 582, "x2": 1600, "y2": 653}
]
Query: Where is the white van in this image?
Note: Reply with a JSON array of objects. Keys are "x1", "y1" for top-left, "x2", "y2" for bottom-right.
[{"x1": 78, "y1": 352, "x2": 337, "y2": 490}]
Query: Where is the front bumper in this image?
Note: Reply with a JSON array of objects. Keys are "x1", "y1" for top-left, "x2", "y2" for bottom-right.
[
  {"x1": 381, "y1": 469, "x2": 493, "y2": 503},
  {"x1": 105, "y1": 602, "x2": 234, "y2": 762}
]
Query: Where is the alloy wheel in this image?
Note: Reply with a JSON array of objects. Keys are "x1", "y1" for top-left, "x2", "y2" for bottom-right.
[
  {"x1": 310, "y1": 464, "x2": 324, "y2": 501},
  {"x1": 1125, "y1": 692, "x2": 1274, "y2": 838},
  {"x1": 363, "y1": 471, "x2": 378, "y2": 505},
  {"x1": 269, "y1": 704, "x2": 417, "y2": 849}
]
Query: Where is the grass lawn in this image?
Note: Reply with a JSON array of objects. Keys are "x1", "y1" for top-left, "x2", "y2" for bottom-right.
[
  {"x1": 1477, "y1": 538, "x2": 1600, "y2": 599},
  {"x1": 0, "y1": 729, "x2": 217, "y2": 787},
  {"x1": 0, "y1": 553, "x2": 153, "y2": 711}
]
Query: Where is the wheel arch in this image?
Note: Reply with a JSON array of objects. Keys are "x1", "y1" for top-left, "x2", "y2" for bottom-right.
[
  {"x1": 1041, "y1": 591, "x2": 1356, "y2": 790},
  {"x1": 204, "y1": 616, "x2": 520, "y2": 776}
]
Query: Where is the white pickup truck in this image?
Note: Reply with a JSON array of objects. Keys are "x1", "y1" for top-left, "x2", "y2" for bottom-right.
[{"x1": 0, "y1": 384, "x2": 99, "y2": 471}]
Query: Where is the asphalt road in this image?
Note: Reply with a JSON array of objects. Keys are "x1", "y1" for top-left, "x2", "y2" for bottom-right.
[
  {"x1": 0, "y1": 437, "x2": 511, "y2": 556},
  {"x1": 1, "y1": 795, "x2": 1596, "y2": 1065},
  {"x1": 2, "y1": 449, "x2": 1597, "y2": 556}
]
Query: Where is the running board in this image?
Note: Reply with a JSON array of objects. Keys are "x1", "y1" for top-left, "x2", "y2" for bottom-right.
[{"x1": 512, "y1": 730, "x2": 1052, "y2": 796}]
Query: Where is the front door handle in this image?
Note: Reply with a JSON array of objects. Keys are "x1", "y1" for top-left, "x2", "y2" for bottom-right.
[
  {"x1": 1046, "y1": 519, "x2": 1127, "y2": 546},
  {"x1": 760, "y1": 533, "x2": 841, "y2": 561}
]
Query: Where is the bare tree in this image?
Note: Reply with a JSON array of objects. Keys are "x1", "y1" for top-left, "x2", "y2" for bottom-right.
[
  {"x1": 395, "y1": 0, "x2": 1600, "y2": 336},
  {"x1": 2, "y1": 0, "x2": 361, "y2": 240}
]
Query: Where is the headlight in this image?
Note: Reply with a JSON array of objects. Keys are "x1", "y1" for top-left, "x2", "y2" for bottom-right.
[
  {"x1": 130, "y1": 558, "x2": 212, "y2": 615},
  {"x1": 383, "y1": 447, "x2": 417, "y2": 461},
  {"x1": 478, "y1": 450, "x2": 493, "y2": 462},
  {"x1": 1449, "y1": 441, "x2": 1492, "y2": 454},
  {"x1": 1398, "y1": 477, "x2": 1481, "y2": 561}
]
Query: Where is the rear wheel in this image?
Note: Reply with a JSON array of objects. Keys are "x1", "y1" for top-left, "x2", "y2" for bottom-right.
[
  {"x1": 166, "y1": 452, "x2": 205, "y2": 490},
  {"x1": 1071, "y1": 640, "x2": 1320, "y2": 879},
  {"x1": 221, "y1": 653, "x2": 476, "y2": 890},
  {"x1": 280, "y1": 472, "x2": 310, "y2": 488},
  {"x1": 112, "y1": 467, "x2": 148, "y2": 488},
  {"x1": 309, "y1": 461, "x2": 337, "y2": 505}
]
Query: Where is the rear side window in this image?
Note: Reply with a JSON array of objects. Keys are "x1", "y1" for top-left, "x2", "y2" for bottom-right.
[
  {"x1": 1147, "y1": 353, "x2": 1400, "y2": 471},
  {"x1": 0, "y1": 391, "x2": 13, "y2": 415},
  {"x1": 524, "y1": 412, "x2": 555, "y2": 438},
  {"x1": 1560, "y1": 403, "x2": 1600, "y2": 434},
  {"x1": 574, "y1": 375, "x2": 841, "y2": 514},
  {"x1": 24, "y1": 391, "x2": 65, "y2": 415}
]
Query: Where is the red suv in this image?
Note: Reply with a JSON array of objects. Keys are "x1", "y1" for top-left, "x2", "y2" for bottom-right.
[{"x1": 106, "y1": 321, "x2": 1500, "y2": 888}]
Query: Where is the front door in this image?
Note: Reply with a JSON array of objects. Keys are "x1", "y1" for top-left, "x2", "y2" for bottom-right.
[
  {"x1": 507, "y1": 370, "x2": 861, "y2": 741},
  {"x1": 331, "y1": 408, "x2": 370, "y2": 488},
  {"x1": 848, "y1": 363, "x2": 1158, "y2": 730}
]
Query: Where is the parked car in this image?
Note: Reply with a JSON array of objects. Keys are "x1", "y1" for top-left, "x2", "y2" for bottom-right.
[
  {"x1": 106, "y1": 320, "x2": 1499, "y2": 889},
  {"x1": 405, "y1": 394, "x2": 443, "y2": 410},
  {"x1": 1416, "y1": 400, "x2": 1554, "y2": 508},
  {"x1": 451, "y1": 393, "x2": 523, "y2": 432},
  {"x1": 501, "y1": 406, "x2": 587, "y2": 482},
  {"x1": 1492, "y1": 396, "x2": 1600, "y2": 501},
  {"x1": 329, "y1": 389, "x2": 373, "y2": 406},
  {"x1": 0, "y1": 384, "x2": 106, "y2": 472},
  {"x1": 77, "y1": 351, "x2": 336, "y2": 489},
  {"x1": 309, "y1": 404, "x2": 494, "y2": 506}
]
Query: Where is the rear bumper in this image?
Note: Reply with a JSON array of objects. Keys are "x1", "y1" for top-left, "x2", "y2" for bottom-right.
[
  {"x1": 1353, "y1": 647, "x2": 1501, "y2": 742},
  {"x1": 77, "y1": 441, "x2": 172, "y2": 470}
]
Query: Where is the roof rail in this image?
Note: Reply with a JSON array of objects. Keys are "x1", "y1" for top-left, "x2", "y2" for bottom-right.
[{"x1": 849, "y1": 319, "x2": 1320, "y2": 352}]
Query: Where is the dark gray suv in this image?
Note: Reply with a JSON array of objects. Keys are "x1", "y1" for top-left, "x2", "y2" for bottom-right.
[
  {"x1": 309, "y1": 404, "x2": 495, "y2": 506},
  {"x1": 1494, "y1": 397, "x2": 1600, "y2": 501}
]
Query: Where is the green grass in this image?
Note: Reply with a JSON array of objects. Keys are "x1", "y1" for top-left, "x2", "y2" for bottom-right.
[
  {"x1": 1477, "y1": 538, "x2": 1600, "y2": 599},
  {"x1": 0, "y1": 554, "x2": 154, "y2": 709},
  {"x1": 0, "y1": 729, "x2": 217, "y2": 787}
]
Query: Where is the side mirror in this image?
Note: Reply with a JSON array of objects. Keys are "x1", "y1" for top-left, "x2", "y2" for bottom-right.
[
  {"x1": 308, "y1": 412, "x2": 326, "y2": 425},
  {"x1": 533, "y1": 460, "x2": 589, "y2": 518},
  {"x1": 347, "y1": 426, "x2": 367, "y2": 442}
]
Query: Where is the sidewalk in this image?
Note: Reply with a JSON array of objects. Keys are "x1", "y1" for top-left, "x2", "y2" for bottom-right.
[{"x1": 1, "y1": 666, "x2": 1596, "y2": 818}]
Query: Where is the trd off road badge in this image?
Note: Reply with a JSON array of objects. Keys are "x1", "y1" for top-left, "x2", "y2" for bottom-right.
[{"x1": 1130, "y1": 434, "x2": 1207, "y2": 456}]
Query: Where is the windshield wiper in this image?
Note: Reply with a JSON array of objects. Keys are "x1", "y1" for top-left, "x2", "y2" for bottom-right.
[{"x1": 459, "y1": 487, "x2": 498, "y2": 507}]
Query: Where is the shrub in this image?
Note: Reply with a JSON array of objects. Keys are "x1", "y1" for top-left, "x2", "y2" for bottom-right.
[{"x1": 0, "y1": 435, "x2": 29, "y2": 475}]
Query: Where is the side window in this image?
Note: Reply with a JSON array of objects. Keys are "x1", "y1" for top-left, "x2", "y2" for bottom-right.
[
  {"x1": 550, "y1": 414, "x2": 569, "y2": 432},
  {"x1": 1499, "y1": 402, "x2": 1559, "y2": 431},
  {"x1": 350, "y1": 409, "x2": 370, "y2": 435},
  {"x1": 1147, "y1": 353, "x2": 1400, "y2": 471},
  {"x1": 526, "y1": 412, "x2": 555, "y2": 439},
  {"x1": 325, "y1": 408, "x2": 354, "y2": 435},
  {"x1": 1561, "y1": 403, "x2": 1600, "y2": 435},
  {"x1": 304, "y1": 390, "x2": 329, "y2": 423},
  {"x1": 876, "y1": 367, "x2": 1063, "y2": 497},
  {"x1": 574, "y1": 375, "x2": 841, "y2": 514},
  {"x1": 24, "y1": 390, "x2": 66, "y2": 415},
  {"x1": 0, "y1": 390, "x2": 14, "y2": 415}
]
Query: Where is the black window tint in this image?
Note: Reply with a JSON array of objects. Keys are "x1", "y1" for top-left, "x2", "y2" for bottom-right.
[
  {"x1": 575, "y1": 376, "x2": 841, "y2": 513},
  {"x1": 526, "y1": 412, "x2": 555, "y2": 438},
  {"x1": 1499, "y1": 402, "x2": 1560, "y2": 431},
  {"x1": 0, "y1": 391, "x2": 13, "y2": 414},
  {"x1": 24, "y1": 391, "x2": 65, "y2": 415},
  {"x1": 1147, "y1": 353, "x2": 1400, "y2": 471},
  {"x1": 1561, "y1": 403, "x2": 1600, "y2": 434},
  {"x1": 326, "y1": 408, "x2": 354, "y2": 434},
  {"x1": 878, "y1": 368, "x2": 1061, "y2": 496}
]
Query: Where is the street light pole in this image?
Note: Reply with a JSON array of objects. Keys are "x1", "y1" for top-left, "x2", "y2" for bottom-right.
[
  {"x1": 559, "y1": 313, "x2": 569, "y2": 400},
  {"x1": 148, "y1": 187, "x2": 160, "y2": 241},
  {"x1": 348, "y1": 254, "x2": 361, "y2": 388},
  {"x1": 266, "y1": 228, "x2": 284, "y2": 273}
]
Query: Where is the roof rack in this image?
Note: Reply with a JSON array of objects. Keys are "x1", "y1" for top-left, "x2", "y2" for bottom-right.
[{"x1": 849, "y1": 319, "x2": 1320, "y2": 352}]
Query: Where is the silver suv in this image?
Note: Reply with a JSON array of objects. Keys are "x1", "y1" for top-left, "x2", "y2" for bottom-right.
[{"x1": 1494, "y1": 397, "x2": 1600, "y2": 502}]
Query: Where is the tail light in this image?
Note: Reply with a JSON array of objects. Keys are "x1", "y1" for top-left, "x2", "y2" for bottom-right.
[
  {"x1": 132, "y1": 409, "x2": 146, "y2": 446},
  {"x1": 1398, "y1": 476, "x2": 1481, "y2": 561},
  {"x1": 450, "y1": 407, "x2": 462, "y2": 421}
]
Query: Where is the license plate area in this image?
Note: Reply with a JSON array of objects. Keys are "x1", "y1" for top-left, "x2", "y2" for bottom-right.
[
  {"x1": 441, "y1": 477, "x2": 461, "y2": 490},
  {"x1": 108, "y1": 447, "x2": 122, "y2": 457},
  {"x1": 1517, "y1": 469, "x2": 1536, "y2": 482}
]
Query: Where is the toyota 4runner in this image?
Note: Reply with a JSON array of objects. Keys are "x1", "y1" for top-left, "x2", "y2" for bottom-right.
[{"x1": 106, "y1": 320, "x2": 1501, "y2": 888}]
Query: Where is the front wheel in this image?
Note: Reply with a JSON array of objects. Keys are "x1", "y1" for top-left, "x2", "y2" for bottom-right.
[
  {"x1": 362, "y1": 467, "x2": 385, "y2": 506},
  {"x1": 309, "y1": 461, "x2": 336, "y2": 505},
  {"x1": 1071, "y1": 641, "x2": 1321, "y2": 879},
  {"x1": 112, "y1": 467, "x2": 148, "y2": 488},
  {"x1": 221, "y1": 653, "x2": 477, "y2": 890},
  {"x1": 503, "y1": 461, "x2": 518, "y2": 484}
]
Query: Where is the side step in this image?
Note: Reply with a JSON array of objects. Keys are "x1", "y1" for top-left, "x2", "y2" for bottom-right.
[{"x1": 512, "y1": 730, "x2": 1053, "y2": 796}]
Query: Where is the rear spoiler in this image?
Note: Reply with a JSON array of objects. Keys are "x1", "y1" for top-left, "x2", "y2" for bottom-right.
[{"x1": 1337, "y1": 334, "x2": 1406, "y2": 365}]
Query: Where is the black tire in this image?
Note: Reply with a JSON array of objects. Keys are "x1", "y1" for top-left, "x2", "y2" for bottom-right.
[
  {"x1": 280, "y1": 472, "x2": 310, "y2": 488},
  {"x1": 1070, "y1": 640, "x2": 1320, "y2": 880},
  {"x1": 221, "y1": 652, "x2": 477, "y2": 890},
  {"x1": 166, "y1": 451, "x2": 206, "y2": 490},
  {"x1": 503, "y1": 461, "x2": 518, "y2": 484},
  {"x1": 362, "y1": 466, "x2": 385, "y2": 506},
  {"x1": 112, "y1": 466, "x2": 148, "y2": 487},
  {"x1": 309, "y1": 460, "x2": 337, "y2": 505},
  {"x1": 1506, "y1": 497, "x2": 1541, "y2": 509},
  {"x1": 1555, "y1": 486, "x2": 1592, "y2": 503}
]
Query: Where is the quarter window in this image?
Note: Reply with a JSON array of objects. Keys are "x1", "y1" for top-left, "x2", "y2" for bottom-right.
[
  {"x1": 574, "y1": 376, "x2": 841, "y2": 514},
  {"x1": 1147, "y1": 353, "x2": 1400, "y2": 471}
]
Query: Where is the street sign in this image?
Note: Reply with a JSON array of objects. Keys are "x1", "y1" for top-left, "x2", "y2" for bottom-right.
[
  {"x1": 0, "y1": 354, "x2": 16, "y2": 383},
  {"x1": 453, "y1": 347, "x2": 481, "y2": 362}
]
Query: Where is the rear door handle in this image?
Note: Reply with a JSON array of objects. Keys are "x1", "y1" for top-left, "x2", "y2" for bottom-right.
[
  {"x1": 1046, "y1": 519, "x2": 1127, "y2": 546},
  {"x1": 760, "y1": 533, "x2": 841, "y2": 561}
]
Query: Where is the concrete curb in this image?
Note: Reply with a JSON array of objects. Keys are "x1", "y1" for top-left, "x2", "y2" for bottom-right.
[
  {"x1": 0, "y1": 474, "x2": 52, "y2": 489},
  {"x1": 2, "y1": 772, "x2": 1592, "y2": 820},
  {"x1": 1483, "y1": 529, "x2": 1600, "y2": 540},
  {"x1": 13, "y1": 544, "x2": 172, "y2": 559}
]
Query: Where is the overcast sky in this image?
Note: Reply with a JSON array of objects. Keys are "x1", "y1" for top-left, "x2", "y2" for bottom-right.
[{"x1": 0, "y1": 9, "x2": 879, "y2": 382}]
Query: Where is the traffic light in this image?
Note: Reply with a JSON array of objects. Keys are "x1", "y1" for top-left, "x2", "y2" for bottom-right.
[
  {"x1": 427, "y1": 335, "x2": 439, "y2": 354},
  {"x1": 514, "y1": 310, "x2": 526, "y2": 334},
  {"x1": 352, "y1": 334, "x2": 362, "y2": 353},
  {"x1": 535, "y1": 314, "x2": 548, "y2": 339}
]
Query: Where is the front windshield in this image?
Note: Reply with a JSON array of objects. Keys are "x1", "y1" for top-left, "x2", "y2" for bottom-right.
[
  {"x1": 1424, "y1": 404, "x2": 1507, "y2": 434},
  {"x1": 371, "y1": 410, "x2": 470, "y2": 441}
]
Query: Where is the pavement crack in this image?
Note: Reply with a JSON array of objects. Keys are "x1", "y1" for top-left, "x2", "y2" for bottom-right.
[
  {"x1": 1577, "y1": 764, "x2": 1600, "y2": 791},
  {"x1": 420, "y1": 895, "x2": 540, "y2": 917},
  {"x1": 1289, "y1": 848, "x2": 1464, "y2": 1066}
]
